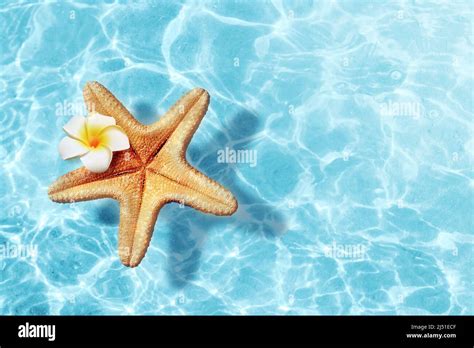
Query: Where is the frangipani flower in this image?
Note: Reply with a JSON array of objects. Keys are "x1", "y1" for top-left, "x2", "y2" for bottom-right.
[{"x1": 59, "y1": 112, "x2": 130, "y2": 173}]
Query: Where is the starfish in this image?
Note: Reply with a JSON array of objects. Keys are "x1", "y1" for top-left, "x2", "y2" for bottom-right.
[{"x1": 49, "y1": 81, "x2": 238, "y2": 267}]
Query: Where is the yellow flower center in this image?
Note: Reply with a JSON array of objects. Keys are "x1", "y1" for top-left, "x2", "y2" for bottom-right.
[{"x1": 89, "y1": 136, "x2": 101, "y2": 148}]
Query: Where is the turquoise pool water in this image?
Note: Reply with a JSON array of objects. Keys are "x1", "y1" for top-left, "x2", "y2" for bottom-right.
[{"x1": 0, "y1": 0, "x2": 472, "y2": 315}]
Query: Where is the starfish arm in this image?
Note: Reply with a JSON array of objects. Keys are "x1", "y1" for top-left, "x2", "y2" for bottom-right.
[
  {"x1": 158, "y1": 88, "x2": 210, "y2": 157},
  {"x1": 48, "y1": 168, "x2": 139, "y2": 203},
  {"x1": 48, "y1": 149, "x2": 142, "y2": 202},
  {"x1": 148, "y1": 88, "x2": 237, "y2": 215},
  {"x1": 137, "y1": 87, "x2": 211, "y2": 162},
  {"x1": 148, "y1": 161, "x2": 238, "y2": 215},
  {"x1": 118, "y1": 170, "x2": 166, "y2": 267},
  {"x1": 119, "y1": 168, "x2": 236, "y2": 268},
  {"x1": 83, "y1": 81, "x2": 146, "y2": 156}
]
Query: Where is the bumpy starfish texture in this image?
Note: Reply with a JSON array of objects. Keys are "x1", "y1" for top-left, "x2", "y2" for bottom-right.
[{"x1": 49, "y1": 81, "x2": 238, "y2": 267}]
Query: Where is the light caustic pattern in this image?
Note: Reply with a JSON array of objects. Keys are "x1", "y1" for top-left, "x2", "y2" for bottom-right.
[{"x1": 0, "y1": 0, "x2": 472, "y2": 314}]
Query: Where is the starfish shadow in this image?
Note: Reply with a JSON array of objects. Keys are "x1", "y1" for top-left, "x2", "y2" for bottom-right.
[
  {"x1": 94, "y1": 200, "x2": 120, "y2": 226},
  {"x1": 90, "y1": 105, "x2": 287, "y2": 287},
  {"x1": 131, "y1": 101, "x2": 158, "y2": 125},
  {"x1": 165, "y1": 107, "x2": 287, "y2": 288}
]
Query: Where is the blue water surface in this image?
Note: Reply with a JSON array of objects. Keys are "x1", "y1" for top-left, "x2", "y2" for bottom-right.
[{"x1": 0, "y1": 0, "x2": 473, "y2": 315}]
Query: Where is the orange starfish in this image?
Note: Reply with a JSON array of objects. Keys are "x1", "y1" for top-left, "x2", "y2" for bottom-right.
[{"x1": 49, "y1": 82, "x2": 238, "y2": 267}]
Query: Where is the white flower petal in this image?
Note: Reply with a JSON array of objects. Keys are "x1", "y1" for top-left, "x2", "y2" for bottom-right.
[
  {"x1": 63, "y1": 116, "x2": 87, "y2": 140},
  {"x1": 100, "y1": 126, "x2": 130, "y2": 151},
  {"x1": 87, "y1": 113, "x2": 116, "y2": 136},
  {"x1": 58, "y1": 137, "x2": 89, "y2": 159},
  {"x1": 80, "y1": 145, "x2": 112, "y2": 173}
]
